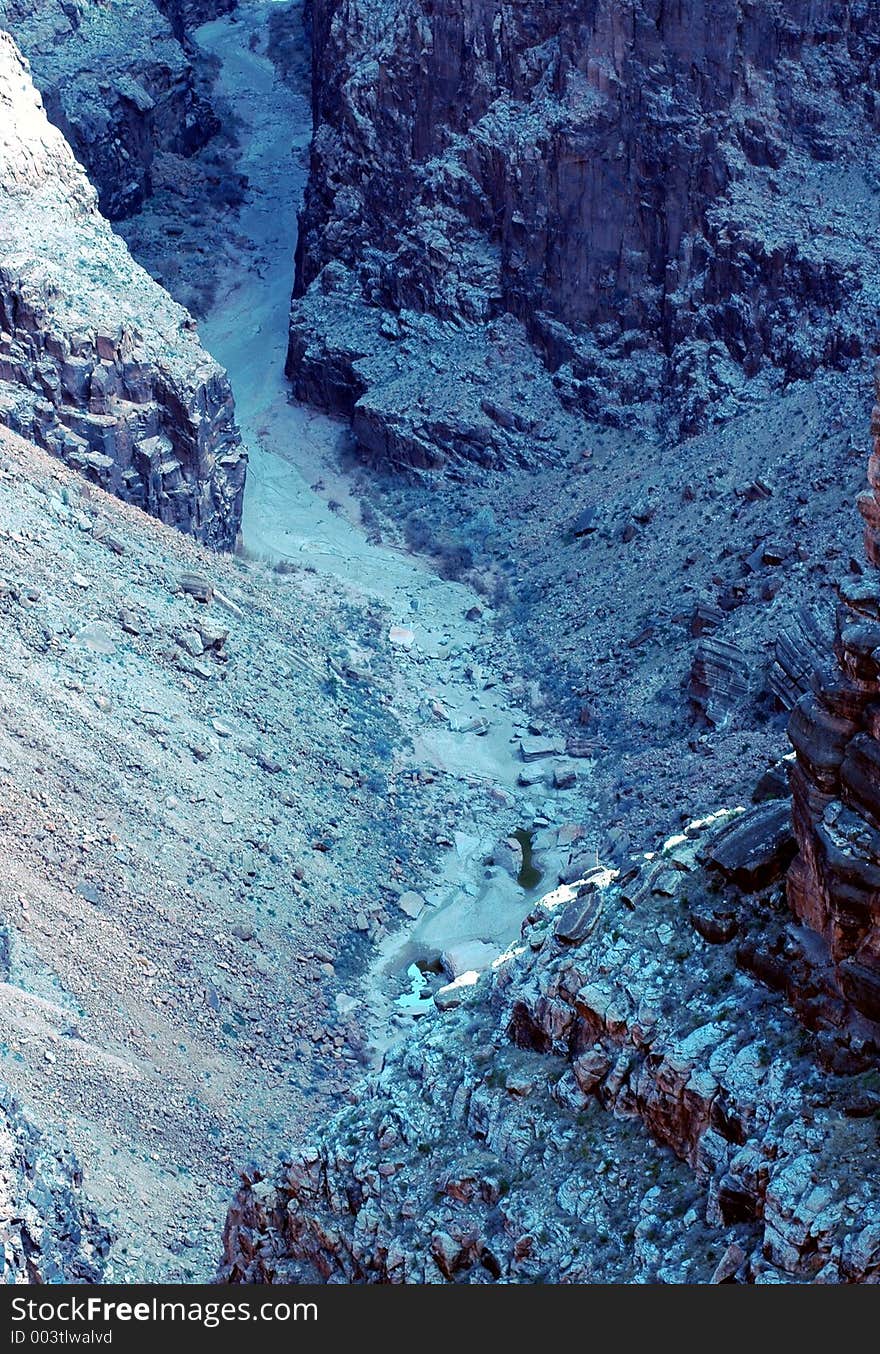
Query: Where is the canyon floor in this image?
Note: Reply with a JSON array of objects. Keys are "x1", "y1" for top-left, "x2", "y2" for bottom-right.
[{"x1": 125, "y1": 0, "x2": 872, "y2": 868}]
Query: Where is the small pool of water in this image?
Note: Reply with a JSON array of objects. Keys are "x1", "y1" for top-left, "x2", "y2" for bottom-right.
[
  {"x1": 368, "y1": 822, "x2": 559, "y2": 1051},
  {"x1": 512, "y1": 828, "x2": 543, "y2": 892}
]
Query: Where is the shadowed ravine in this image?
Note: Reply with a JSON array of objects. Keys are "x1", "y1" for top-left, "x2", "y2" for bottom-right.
[{"x1": 194, "y1": 2, "x2": 584, "y2": 1061}]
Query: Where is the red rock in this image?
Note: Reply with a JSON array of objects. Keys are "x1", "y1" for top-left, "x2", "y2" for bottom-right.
[
  {"x1": 841, "y1": 734, "x2": 880, "y2": 829},
  {"x1": 788, "y1": 693, "x2": 858, "y2": 791}
]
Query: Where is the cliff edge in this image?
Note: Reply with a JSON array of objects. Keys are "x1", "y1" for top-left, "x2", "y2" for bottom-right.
[{"x1": 0, "y1": 30, "x2": 246, "y2": 547}]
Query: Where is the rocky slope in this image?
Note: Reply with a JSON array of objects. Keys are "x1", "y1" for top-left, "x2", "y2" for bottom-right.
[
  {"x1": 0, "y1": 391, "x2": 546, "y2": 1278},
  {"x1": 220, "y1": 806, "x2": 880, "y2": 1285},
  {"x1": 1, "y1": 1088, "x2": 109, "y2": 1283},
  {"x1": 289, "y1": 0, "x2": 880, "y2": 468},
  {"x1": 0, "y1": 30, "x2": 246, "y2": 547},
  {"x1": 0, "y1": 0, "x2": 229, "y2": 219},
  {"x1": 344, "y1": 354, "x2": 869, "y2": 884},
  {"x1": 0, "y1": 414, "x2": 402, "y2": 1279}
]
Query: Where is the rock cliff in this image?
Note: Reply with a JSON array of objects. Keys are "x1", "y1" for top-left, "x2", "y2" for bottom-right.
[
  {"x1": 289, "y1": 0, "x2": 880, "y2": 467},
  {"x1": 0, "y1": 30, "x2": 245, "y2": 547},
  {"x1": 782, "y1": 363, "x2": 880, "y2": 1033},
  {"x1": 1, "y1": 1087, "x2": 109, "y2": 1282},
  {"x1": 0, "y1": 0, "x2": 228, "y2": 219},
  {"x1": 220, "y1": 819, "x2": 880, "y2": 1284}
]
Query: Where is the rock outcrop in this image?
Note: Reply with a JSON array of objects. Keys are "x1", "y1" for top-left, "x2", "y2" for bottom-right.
[
  {"x1": 0, "y1": 31, "x2": 245, "y2": 547},
  {"x1": 783, "y1": 365, "x2": 880, "y2": 1032},
  {"x1": 216, "y1": 359, "x2": 880, "y2": 1283},
  {"x1": 1, "y1": 1087, "x2": 109, "y2": 1283},
  {"x1": 0, "y1": 0, "x2": 227, "y2": 219},
  {"x1": 289, "y1": 0, "x2": 880, "y2": 466},
  {"x1": 220, "y1": 828, "x2": 880, "y2": 1284}
]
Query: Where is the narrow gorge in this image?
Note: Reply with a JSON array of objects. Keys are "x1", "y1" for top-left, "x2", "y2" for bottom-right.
[{"x1": 2, "y1": 0, "x2": 880, "y2": 1290}]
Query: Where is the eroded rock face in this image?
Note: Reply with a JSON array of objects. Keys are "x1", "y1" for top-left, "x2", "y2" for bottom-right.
[
  {"x1": 0, "y1": 0, "x2": 229, "y2": 219},
  {"x1": 220, "y1": 829, "x2": 880, "y2": 1285},
  {"x1": 291, "y1": 0, "x2": 879, "y2": 464},
  {"x1": 1, "y1": 1087, "x2": 109, "y2": 1282},
  {"x1": 784, "y1": 367, "x2": 880, "y2": 1031},
  {"x1": 0, "y1": 31, "x2": 245, "y2": 548}
]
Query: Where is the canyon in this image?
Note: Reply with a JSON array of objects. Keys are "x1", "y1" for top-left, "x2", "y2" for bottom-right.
[{"x1": 1, "y1": 0, "x2": 880, "y2": 1287}]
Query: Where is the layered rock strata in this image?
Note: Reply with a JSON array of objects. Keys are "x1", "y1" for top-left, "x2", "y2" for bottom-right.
[
  {"x1": 290, "y1": 0, "x2": 880, "y2": 465},
  {"x1": 0, "y1": 0, "x2": 227, "y2": 218},
  {"x1": 784, "y1": 366, "x2": 880, "y2": 1030},
  {"x1": 221, "y1": 824, "x2": 880, "y2": 1285},
  {"x1": 0, "y1": 31, "x2": 245, "y2": 547}
]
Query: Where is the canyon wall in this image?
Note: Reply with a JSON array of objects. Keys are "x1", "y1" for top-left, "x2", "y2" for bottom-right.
[
  {"x1": 0, "y1": 0, "x2": 229, "y2": 219},
  {"x1": 290, "y1": 0, "x2": 880, "y2": 466},
  {"x1": 0, "y1": 31, "x2": 245, "y2": 547},
  {"x1": 221, "y1": 820, "x2": 880, "y2": 1285},
  {"x1": 783, "y1": 366, "x2": 880, "y2": 1032}
]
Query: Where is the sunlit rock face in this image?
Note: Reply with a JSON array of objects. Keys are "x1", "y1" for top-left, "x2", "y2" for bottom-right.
[
  {"x1": 0, "y1": 30, "x2": 245, "y2": 547},
  {"x1": 290, "y1": 0, "x2": 880, "y2": 464}
]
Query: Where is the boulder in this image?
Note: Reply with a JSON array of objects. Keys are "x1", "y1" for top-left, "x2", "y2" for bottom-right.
[
  {"x1": 554, "y1": 890, "x2": 603, "y2": 945},
  {"x1": 840, "y1": 959, "x2": 880, "y2": 1022},
  {"x1": 493, "y1": 837, "x2": 524, "y2": 877},
  {"x1": 841, "y1": 734, "x2": 880, "y2": 828},
  {"x1": 520, "y1": 736, "x2": 564, "y2": 762},
  {"x1": 706, "y1": 802, "x2": 795, "y2": 891},
  {"x1": 788, "y1": 693, "x2": 857, "y2": 791},
  {"x1": 441, "y1": 941, "x2": 498, "y2": 979}
]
